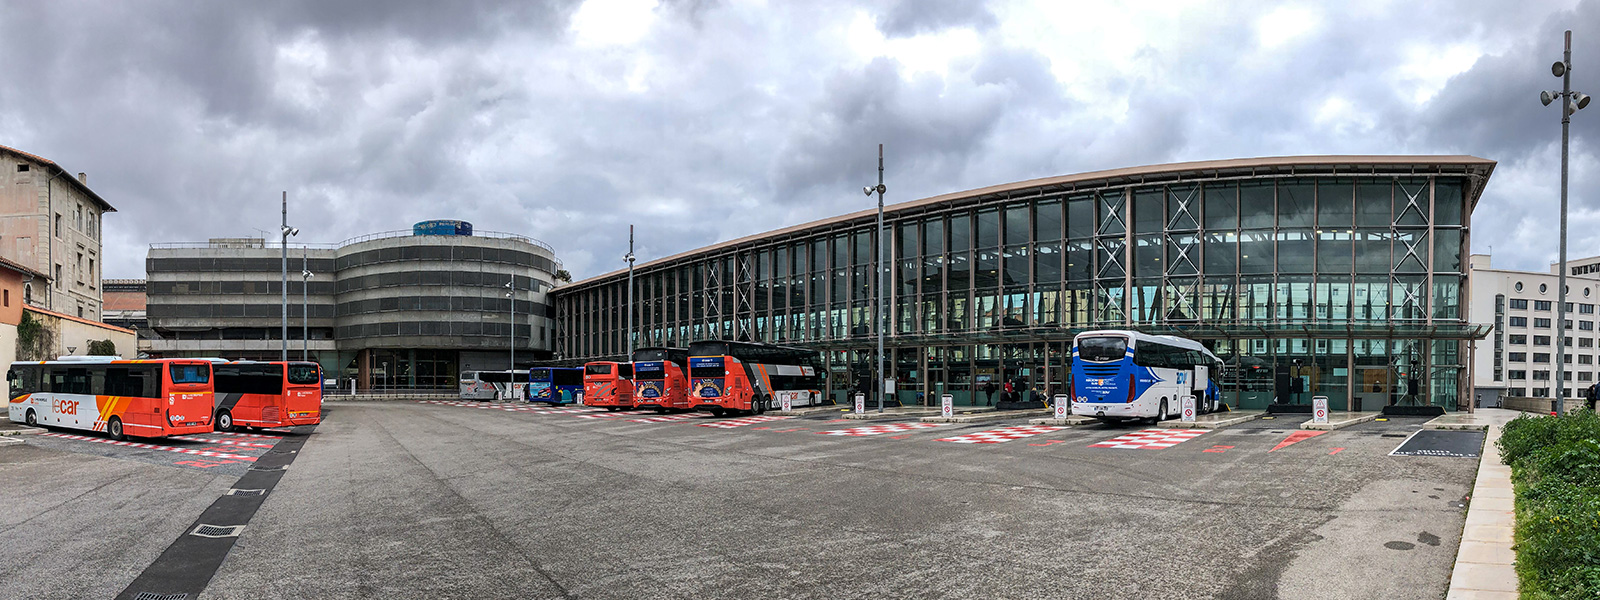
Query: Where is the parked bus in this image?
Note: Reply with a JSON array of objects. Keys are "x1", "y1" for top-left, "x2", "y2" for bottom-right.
[
  {"x1": 1069, "y1": 330, "x2": 1223, "y2": 423},
  {"x1": 582, "y1": 361, "x2": 635, "y2": 410},
  {"x1": 460, "y1": 370, "x2": 530, "y2": 401},
  {"x1": 631, "y1": 347, "x2": 691, "y2": 413},
  {"x1": 212, "y1": 361, "x2": 323, "y2": 432},
  {"x1": 687, "y1": 340, "x2": 825, "y2": 417},
  {"x1": 528, "y1": 367, "x2": 584, "y2": 405},
  {"x1": 6, "y1": 357, "x2": 217, "y2": 440}
]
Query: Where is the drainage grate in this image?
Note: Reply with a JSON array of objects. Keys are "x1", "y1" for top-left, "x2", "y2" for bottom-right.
[
  {"x1": 248, "y1": 465, "x2": 287, "y2": 472},
  {"x1": 133, "y1": 593, "x2": 188, "y2": 600},
  {"x1": 225, "y1": 488, "x2": 266, "y2": 497},
  {"x1": 190, "y1": 524, "x2": 246, "y2": 538}
]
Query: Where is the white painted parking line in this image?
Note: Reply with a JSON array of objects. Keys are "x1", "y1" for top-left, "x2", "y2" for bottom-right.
[
  {"x1": 817, "y1": 423, "x2": 944, "y2": 436},
  {"x1": 697, "y1": 415, "x2": 793, "y2": 429},
  {"x1": 1088, "y1": 429, "x2": 1206, "y2": 449},
  {"x1": 168, "y1": 435, "x2": 277, "y2": 449},
  {"x1": 936, "y1": 425, "x2": 1067, "y2": 444},
  {"x1": 39, "y1": 432, "x2": 259, "y2": 461}
]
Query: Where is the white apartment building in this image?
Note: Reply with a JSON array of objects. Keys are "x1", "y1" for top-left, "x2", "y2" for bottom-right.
[{"x1": 1469, "y1": 253, "x2": 1600, "y2": 407}]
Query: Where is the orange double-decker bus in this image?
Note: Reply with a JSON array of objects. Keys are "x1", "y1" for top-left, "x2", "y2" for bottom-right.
[
  {"x1": 6, "y1": 357, "x2": 216, "y2": 440},
  {"x1": 212, "y1": 361, "x2": 324, "y2": 432},
  {"x1": 582, "y1": 361, "x2": 635, "y2": 411},
  {"x1": 688, "y1": 340, "x2": 825, "y2": 417},
  {"x1": 630, "y1": 347, "x2": 691, "y2": 413}
]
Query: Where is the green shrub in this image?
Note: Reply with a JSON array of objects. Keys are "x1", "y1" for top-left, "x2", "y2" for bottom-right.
[{"x1": 1501, "y1": 410, "x2": 1600, "y2": 599}]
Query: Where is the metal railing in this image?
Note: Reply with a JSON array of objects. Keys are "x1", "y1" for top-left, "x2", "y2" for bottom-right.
[
  {"x1": 149, "y1": 241, "x2": 340, "y2": 250},
  {"x1": 338, "y1": 229, "x2": 558, "y2": 255},
  {"x1": 150, "y1": 230, "x2": 559, "y2": 257}
]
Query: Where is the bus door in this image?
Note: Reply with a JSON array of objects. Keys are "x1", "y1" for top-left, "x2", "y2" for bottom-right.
[{"x1": 285, "y1": 362, "x2": 323, "y2": 425}]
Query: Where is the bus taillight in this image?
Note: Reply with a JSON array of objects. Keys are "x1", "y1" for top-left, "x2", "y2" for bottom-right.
[{"x1": 1125, "y1": 374, "x2": 1136, "y2": 403}]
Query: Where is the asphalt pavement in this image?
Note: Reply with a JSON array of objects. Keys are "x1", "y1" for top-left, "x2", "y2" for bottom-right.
[{"x1": 0, "y1": 403, "x2": 1481, "y2": 599}]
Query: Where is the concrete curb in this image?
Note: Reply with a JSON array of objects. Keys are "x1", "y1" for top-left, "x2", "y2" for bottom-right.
[
  {"x1": 0, "y1": 426, "x2": 46, "y2": 437},
  {"x1": 1445, "y1": 422, "x2": 1519, "y2": 599},
  {"x1": 1028, "y1": 415, "x2": 1099, "y2": 426},
  {"x1": 842, "y1": 408, "x2": 942, "y2": 421},
  {"x1": 1157, "y1": 411, "x2": 1265, "y2": 429},
  {"x1": 1300, "y1": 412, "x2": 1378, "y2": 430},
  {"x1": 774, "y1": 405, "x2": 846, "y2": 417},
  {"x1": 0, "y1": 437, "x2": 21, "y2": 446},
  {"x1": 920, "y1": 408, "x2": 1053, "y2": 424}
]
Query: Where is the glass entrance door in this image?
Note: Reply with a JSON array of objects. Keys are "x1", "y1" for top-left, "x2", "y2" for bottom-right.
[{"x1": 1354, "y1": 366, "x2": 1392, "y2": 412}]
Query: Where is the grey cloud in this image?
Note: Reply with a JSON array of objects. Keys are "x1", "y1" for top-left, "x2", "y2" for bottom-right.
[{"x1": 875, "y1": 0, "x2": 996, "y2": 38}]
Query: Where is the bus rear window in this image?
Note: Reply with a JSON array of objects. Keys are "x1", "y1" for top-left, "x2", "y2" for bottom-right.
[
  {"x1": 633, "y1": 364, "x2": 664, "y2": 380},
  {"x1": 689, "y1": 363, "x2": 724, "y2": 378},
  {"x1": 169, "y1": 364, "x2": 211, "y2": 384},
  {"x1": 1078, "y1": 337, "x2": 1128, "y2": 362},
  {"x1": 585, "y1": 364, "x2": 612, "y2": 376},
  {"x1": 287, "y1": 364, "x2": 321, "y2": 385}
]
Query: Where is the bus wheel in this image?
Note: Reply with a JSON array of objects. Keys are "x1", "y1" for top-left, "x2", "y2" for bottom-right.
[
  {"x1": 216, "y1": 410, "x2": 234, "y2": 432},
  {"x1": 24, "y1": 409, "x2": 36, "y2": 427},
  {"x1": 710, "y1": 407, "x2": 726, "y2": 418},
  {"x1": 1154, "y1": 399, "x2": 1169, "y2": 424},
  {"x1": 752, "y1": 395, "x2": 767, "y2": 416},
  {"x1": 108, "y1": 417, "x2": 125, "y2": 441}
]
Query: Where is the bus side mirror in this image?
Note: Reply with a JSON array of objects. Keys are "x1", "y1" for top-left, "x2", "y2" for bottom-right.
[{"x1": 5, "y1": 371, "x2": 14, "y2": 382}]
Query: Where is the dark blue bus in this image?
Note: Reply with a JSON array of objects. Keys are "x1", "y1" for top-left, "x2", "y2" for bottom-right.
[{"x1": 528, "y1": 367, "x2": 584, "y2": 405}]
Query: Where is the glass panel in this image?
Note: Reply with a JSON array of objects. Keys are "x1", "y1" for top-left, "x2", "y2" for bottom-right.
[
  {"x1": 1204, "y1": 182, "x2": 1237, "y2": 230},
  {"x1": 951, "y1": 213, "x2": 971, "y2": 252},
  {"x1": 1204, "y1": 278, "x2": 1235, "y2": 321},
  {"x1": 1316, "y1": 178, "x2": 1354, "y2": 228},
  {"x1": 1003, "y1": 245, "x2": 1029, "y2": 288},
  {"x1": 1316, "y1": 275, "x2": 1351, "y2": 320},
  {"x1": 1316, "y1": 230, "x2": 1353, "y2": 272},
  {"x1": 948, "y1": 251, "x2": 970, "y2": 290},
  {"x1": 976, "y1": 249, "x2": 1000, "y2": 290},
  {"x1": 1167, "y1": 232, "x2": 1200, "y2": 276},
  {"x1": 899, "y1": 222, "x2": 918, "y2": 259},
  {"x1": 1435, "y1": 178, "x2": 1465, "y2": 226},
  {"x1": 1096, "y1": 238, "x2": 1125, "y2": 279},
  {"x1": 1240, "y1": 182, "x2": 1275, "y2": 229},
  {"x1": 1068, "y1": 195, "x2": 1094, "y2": 238},
  {"x1": 1135, "y1": 234, "x2": 1162, "y2": 278},
  {"x1": 1356, "y1": 181, "x2": 1391, "y2": 227},
  {"x1": 1066, "y1": 239, "x2": 1092, "y2": 281},
  {"x1": 1433, "y1": 276, "x2": 1462, "y2": 320},
  {"x1": 1355, "y1": 230, "x2": 1390, "y2": 274},
  {"x1": 1353, "y1": 275, "x2": 1389, "y2": 321},
  {"x1": 977, "y1": 209, "x2": 1000, "y2": 248},
  {"x1": 1279, "y1": 182, "x2": 1314, "y2": 227},
  {"x1": 1276, "y1": 276, "x2": 1313, "y2": 322},
  {"x1": 1167, "y1": 185, "x2": 1200, "y2": 231},
  {"x1": 1277, "y1": 229, "x2": 1314, "y2": 273},
  {"x1": 1035, "y1": 200, "x2": 1062, "y2": 242},
  {"x1": 1433, "y1": 229, "x2": 1463, "y2": 273},
  {"x1": 923, "y1": 218, "x2": 945, "y2": 256},
  {"x1": 1134, "y1": 188, "x2": 1164, "y2": 234},
  {"x1": 1395, "y1": 178, "x2": 1429, "y2": 226},
  {"x1": 1239, "y1": 230, "x2": 1275, "y2": 274},
  {"x1": 1005, "y1": 205, "x2": 1029, "y2": 245},
  {"x1": 1034, "y1": 242, "x2": 1061, "y2": 286},
  {"x1": 1205, "y1": 231, "x2": 1238, "y2": 273},
  {"x1": 1097, "y1": 191, "x2": 1124, "y2": 235}
]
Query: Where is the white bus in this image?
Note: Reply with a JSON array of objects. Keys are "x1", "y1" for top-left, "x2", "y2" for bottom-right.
[
  {"x1": 459, "y1": 370, "x2": 530, "y2": 401},
  {"x1": 1069, "y1": 330, "x2": 1224, "y2": 423}
]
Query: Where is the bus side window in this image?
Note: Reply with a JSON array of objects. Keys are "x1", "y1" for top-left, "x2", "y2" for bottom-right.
[{"x1": 88, "y1": 367, "x2": 107, "y2": 397}]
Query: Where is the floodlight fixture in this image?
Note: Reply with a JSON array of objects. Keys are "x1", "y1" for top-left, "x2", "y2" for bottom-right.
[
  {"x1": 1542, "y1": 90, "x2": 1555, "y2": 106},
  {"x1": 1554, "y1": 60, "x2": 1568, "y2": 77}
]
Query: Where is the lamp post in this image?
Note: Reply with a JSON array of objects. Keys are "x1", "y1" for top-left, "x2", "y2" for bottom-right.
[
  {"x1": 862, "y1": 144, "x2": 887, "y2": 413},
  {"x1": 626, "y1": 224, "x2": 635, "y2": 356},
  {"x1": 1541, "y1": 29, "x2": 1590, "y2": 417},
  {"x1": 301, "y1": 250, "x2": 312, "y2": 362},
  {"x1": 280, "y1": 191, "x2": 298, "y2": 362},
  {"x1": 506, "y1": 278, "x2": 516, "y2": 377}
]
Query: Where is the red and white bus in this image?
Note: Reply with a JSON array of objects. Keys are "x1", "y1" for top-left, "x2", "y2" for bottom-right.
[
  {"x1": 582, "y1": 361, "x2": 635, "y2": 411},
  {"x1": 630, "y1": 347, "x2": 691, "y2": 413},
  {"x1": 212, "y1": 361, "x2": 324, "y2": 432},
  {"x1": 6, "y1": 357, "x2": 217, "y2": 440},
  {"x1": 687, "y1": 340, "x2": 825, "y2": 417}
]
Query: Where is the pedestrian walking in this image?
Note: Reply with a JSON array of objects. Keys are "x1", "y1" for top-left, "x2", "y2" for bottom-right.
[{"x1": 983, "y1": 381, "x2": 997, "y2": 405}]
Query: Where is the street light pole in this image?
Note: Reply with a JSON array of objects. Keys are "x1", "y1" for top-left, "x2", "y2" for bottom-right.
[
  {"x1": 279, "y1": 192, "x2": 298, "y2": 362},
  {"x1": 863, "y1": 145, "x2": 887, "y2": 413},
  {"x1": 301, "y1": 250, "x2": 311, "y2": 362},
  {"x1": 506, "y1": 278, "x2": 516, "y2": 375},
  {"x1": 1543, "y1": 29, "x2": 1590, "y2": 416},
  {"x1": 626, "y1": 224, "x2": 635, "y2": 356}
]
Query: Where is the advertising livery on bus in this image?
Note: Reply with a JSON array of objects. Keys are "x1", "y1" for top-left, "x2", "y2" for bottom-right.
[
  {"x1": 528, "y1": 367, "x2": 584, "y2": 405},
  {"x1": 582, "y1": 361, "x2": 635, "y2": 410},
  {"x1": 630, "y1": 347, "x2": 691, "y2": 413},
  {"x1": 7, "y1": 357, "x2": 217, "y2": 440},
  {"x1": 460, "y1": 370, "x2": 530, "y2": 401},
  {"x1": 212, "y1": 361, "x2": 324, "y2": 432},
  {"x1": 687, "y1": 340, "x2": 824, "y2": 417},
  {"x1": 1070, "y1": 330, "x2": 1224, "y2": 423}
]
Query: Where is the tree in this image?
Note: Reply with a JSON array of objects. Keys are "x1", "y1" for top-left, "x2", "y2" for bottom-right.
[
  {"x1": 553, "y1": 269, "x2": 572, "y2": 283},
  {"x1": 87, "y1": 339, "x2": 118, "y2": 356},
  {"x1": 16, "y1": 312, "x2": 53, "y2": 361}
]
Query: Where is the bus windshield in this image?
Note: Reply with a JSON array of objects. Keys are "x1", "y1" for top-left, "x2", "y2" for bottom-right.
[
  {"x1": 287, "y1": 364, "x2": 320, "y2": 385},
  {"x1": 585, "y1": 364, "x2": 612, "y2": 376},
  {"x1": 169, "y1": 363, "x2": 211, "y2": 384},
  {"x1": 530, "y1": 368, "x2": 551, "y2": 381},
  {"x1": 1078, "y1": 337, "x2": 1128, "y2": 362}
]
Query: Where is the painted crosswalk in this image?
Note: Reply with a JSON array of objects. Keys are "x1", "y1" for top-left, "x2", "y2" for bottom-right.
[
  {"x1": 817, "y1": 423, "x2": 944, "y2": 436},
  {"x1": 39, "y1": 432, "x2": 260, "y2": 461},
  {"x1": 212, "y1": 431, "x2": 285, "y2": 440},
  {"x1": 628, "y1": 413, "x2": 706, "y2": 423},
  {"x1": 574, "y1": 409, "x2": 657, "y2": 419},
  {"x1": 936, "y1": 425, "x2": 1067, "y2": 444},
  {"x1": 1087, "y1": 429, "x2": 1207, "y2": 449},
  {"x1": 168, "y1": 435, "x2": 277, "y2": 449},
  {"x1": 697, "y1": 415, "x2": 793, "y2": 429}
]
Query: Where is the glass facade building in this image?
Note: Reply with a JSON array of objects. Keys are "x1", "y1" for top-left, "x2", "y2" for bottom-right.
[{"x1": 554, "y1": 156, "x2": 1496, "y2": 411}]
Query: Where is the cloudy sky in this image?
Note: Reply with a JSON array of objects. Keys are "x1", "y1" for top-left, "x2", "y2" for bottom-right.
[{"x1": 0, "y1": 0, "x2": 1596, "y2": 281}]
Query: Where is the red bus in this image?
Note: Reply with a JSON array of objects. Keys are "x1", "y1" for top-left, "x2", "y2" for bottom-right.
[
  {"x1": 630, "y1": 347, "x2": 691, "y2": 413},
  {"x1": 582, "y1": 361, "x2": 635, "y2": 411},
  {"x1": 212, "y1": 361, "x2": 324, "y2": 432},
  {"x1": 6, "y1": 358, "x2": 216, "y2": 440},
  {"x1": 687, "y1": 340, "x2": 825, "y2": 417}
]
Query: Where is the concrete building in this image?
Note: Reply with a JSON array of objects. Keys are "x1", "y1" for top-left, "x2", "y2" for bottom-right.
[
  {"x1": 146, "y1": 224, "x2": 561, "y2": 390},
  {"x1": 0, "y1": 256, "x2": 49, "y2": 368},
  {"x1": 0, "y1": 145, "x2": 113, "y2": 320},
  {"x1": 555, "y1": 155, "x2": 1496, "y2": 413},
  {"x1": 101, "y1": 278, "x2": 148, "y2": 332},
  {"x1": 1467, "y1": 253, "x2": 1600, "y2": 407}
]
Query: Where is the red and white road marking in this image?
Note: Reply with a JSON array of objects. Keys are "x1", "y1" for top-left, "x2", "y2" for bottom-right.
[
  {"x1": 629, "y1": 414, "x2": 705, "y2": 423},
  {"x1": 39, "y1": 432, "x2": 259, "y2": 461},
  {"x1": 697, "y1": 415, "x2": 793, "y2": 429},
  {"x1": 817, "y1": 423, "x2": 944, "y2": 436},
  {"x1": 936, "y1": 425, "x2": 1067, "y2": 444},
  {"x1": 168, "y1": 435, "x2": 276, "y2": 449},
  {"x1": 212, "y1": 431, "x2": 285, "y2": 440},
  {"x1": 1088, "y1": 429, "x2": 1207, "y2": 449},
  {"x1": 573, "y1": 409, "x2": 656, "y2": 419}
]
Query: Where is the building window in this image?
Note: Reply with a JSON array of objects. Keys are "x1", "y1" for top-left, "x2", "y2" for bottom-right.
[
  {"x1": 54, "y1": 264, "x2": 61, "y2": 289},
  {"x1": 1509, "y1": 298, "x2": 1528, "y2": 309},
  {"x1": 54, "y1": 214, "x2": 61, "y2": 237},
  {"x1": 76, "y1": 305, "x2": 83, "y2": 318},
  {"x1": 3, "y1": 289, "x2": 8, "y2": 307},
  {"x1": 1541, "y1": 283, "x2": 1549, "y2": 293},
  {"x1": 1582, "y1": 303, "x2": 1596, "y2": 314},
  {"x1": 1534, "y1": 369, "x2": 1551, "y2": 380},
  {"x1": 1583, "y1": 321, "x2": 1596, "y2": 331},
  {"x1": 1509, "y1": 370, "x2": 1527, "y2": 380},
  {"x1": 1582, "y1": 355, "x2": 1594, "y2": 365},
  {"x1": 76, "y1": 252, "x2": 83, "y2": 284},
  {"x1": 15, "y1": 164, "x2": 27, "y2": 172},
  {"x1": 1536, "y1": 335, "x2": 1552, "y2": 345},
  {"x1": 1516, "y1": 281, "x2": 1525, "y2": 292},
  {"x1": 1581, "y1": 372, "x2": 1594, "y2": 381},
  {"x1": 1534, "y1": 353, "x2": 1551, "y2": 363},
  {"x1": 1583, "y1": 338, "x2": 1596, "y2": 348},
  {"x1": 1510, "y1": 316, "x2": 1528, "y2": 327},
  {"x1": 1508, "y1": 352, "x2": 1527, "y2": 362},
  {"x1": 1535, "y1": 300, "x2": 1552, "y2": 311},
  {"x1": 1535, "y1": 318, "x2": 1552, "y2": 328},
  {"x1": 1509, "y1": 334, "x2": 1527, "y2": 344}
]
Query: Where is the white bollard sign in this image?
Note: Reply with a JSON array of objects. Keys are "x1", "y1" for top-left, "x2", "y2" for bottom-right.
[
  {"x1": 854, "y1": 393, "x2": 865, "y2": 414},
  {"x1": 1053, "y1": 394, "x2": 1069, "y2": 420},
  {"x1": 941, "y1": 394, "x2": 954, "y2": 418},
  {"x1": 781, "y1": 392, "x2": 792, "y2": 412},
  {"x1": 1181, "y1": 395, "x2": 1196, "y2": 422},
  {"x1": 1312, "y1": 395, "x2": 1329, "y2": 424}
]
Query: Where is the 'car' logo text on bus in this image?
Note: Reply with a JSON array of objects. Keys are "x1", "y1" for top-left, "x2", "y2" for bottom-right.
[{"x1": 52, "y1": 399, "x2": 79, "y2": 415}]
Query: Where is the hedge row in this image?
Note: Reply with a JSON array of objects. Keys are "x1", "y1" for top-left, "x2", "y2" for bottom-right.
[{"x1": 1497, "y1": 410, "x2": 1600, "y2": 599}]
